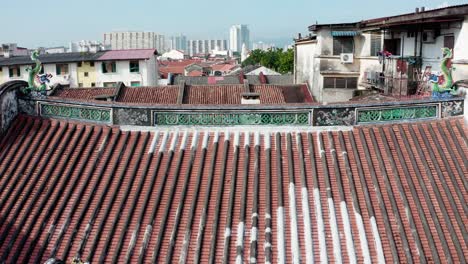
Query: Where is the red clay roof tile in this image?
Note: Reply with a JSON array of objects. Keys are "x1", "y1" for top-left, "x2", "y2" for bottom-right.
[{"x1": 0, "y1": 116, "x2": 466, "y2": 263}]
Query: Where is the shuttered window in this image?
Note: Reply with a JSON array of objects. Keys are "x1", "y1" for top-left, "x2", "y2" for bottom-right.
[
  {"x1": 8, "y1": 66, "x2": 20, "y2": 77},
  {"x1": 370, "y1": 33, "x2": 382, "y2": 56},
  {"x1": 323, "y1": 77, "x2": 358, "y2": 89},
  {"x1": 333, "y1": 37, "x2": 354, "y2": 55}
]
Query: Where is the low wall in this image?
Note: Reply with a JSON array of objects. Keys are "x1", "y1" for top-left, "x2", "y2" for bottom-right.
[{"x1": 20, "y1": 95, "x2": 465, "y2": 127}]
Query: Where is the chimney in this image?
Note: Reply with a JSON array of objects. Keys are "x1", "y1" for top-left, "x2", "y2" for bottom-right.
[
  {"x1": 415, "y1": 7, "x2": 419, "y2": 13},
  {"x1": 298, "y1": 33, "x2": 302, "y2": 39},
  {"x1": 421, "y1": 6, "x2": 425, "y2": 12},
  {"x1": 241, "y1": 92, "x2": 261, "y2": 104}
]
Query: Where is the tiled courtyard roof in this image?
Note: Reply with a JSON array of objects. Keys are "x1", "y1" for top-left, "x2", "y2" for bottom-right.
[
  {"x1": 116, "y1": 86, "x2": 179, "y2": 104},
  {"x1": 0, "y1": 116, "x2": 466, "y2": 263},
  {"x1": 51, "y1": 84, "x2": 314, "y2": 105},
  {"x1": 53, "y1": 87, "x2": 117, "y2": 100}
]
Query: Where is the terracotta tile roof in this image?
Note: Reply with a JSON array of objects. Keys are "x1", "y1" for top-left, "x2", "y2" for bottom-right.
[
  {"x1": 51, "y1": 84, "x2": 314, "y2": 105},
  {"x1": 187, "y1": 70, "x2": 203, "y2": 77},
  {"x1": 117, "y1": 86, "x2": 179, "y2": 104},
  {"x1": 183, "y1": 85, "x2": 245, "y2": 104},
  {"x1": 252, "y1": 84, "x2": 314, "y2": 103},
  {"x1": 0, "y1": 116, "x2": 466, "y2": 263},
  {"x1": 97, "y1": 49, "x2": 157, "y2": 61},
  {"x1": 52, "y1": 87, "x2": 117, "y2": 100}
]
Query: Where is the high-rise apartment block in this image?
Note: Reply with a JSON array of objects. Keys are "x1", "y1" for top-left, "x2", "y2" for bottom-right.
[
  {"x1": 229, "y1": 25, "x2": 250, "y2": 52},
  {"x1": 187, "y1": 39, "x2": 228, "y2": 56},
  {"x1": 104, "y1": 32, "x2": 166, "y2": 53},
  {"x1": 170, "y1": 34, "x2": 188, "y2": 52}
]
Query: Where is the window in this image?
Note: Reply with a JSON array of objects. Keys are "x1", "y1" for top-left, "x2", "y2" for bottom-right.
[
  {"x1": 78, "y1": 62, "x2": 82, "y2": 67},
  {"x1": 56, "y1": 64, "x2": 69, "y2": 75},
  {"x1": 84, "y1": 72, "x2": 89, "y2": 77},
  {"x1": 102, "y1": 61, "x2": 116, "y2": 73},
  {"x1": 8, "y1": 66, "x2": 21, "y2": 77},
  {"x1": 103, "y1": 82, "x2": 117, "y2": 87},
  {"x1": 129, "y1": 61, "x2": 140, "y2": 73},
  {"x1": 90, "y1": 62, "x2": 95, "y2": 67},
  {"x1": 370, "y1": 33, "x2": 382, "y2": 56},
  {"x1": 78, "y1": 83, "x2": 83, "y2": 87},
  {"x1": 131, "y1": 81, "x2": 141, "y2": 87},
  {"x1": 0, "y1": 67, "x2": 2, "y2": 72},
  {"x1": 40, "y1": 66, "x2": 44, "y2": 74},
  {"x1": 384, "y1": 39, "x2": 401, "y2": 56},
  {"x1": 407, "y1": 31, "x2": 416, "y2": 38},
  {"x1": 91, "y1": 82, "x2": 96, "y2": 87},
  {"x1": 333, "y1": 37, "x2": 354, "y2": 55},
  {"x1": 323, "y1": 77, "x2": 358, "y2": 89},
  {"x1": 444, "y1": 35, "x2": 455, "y2": 51}
]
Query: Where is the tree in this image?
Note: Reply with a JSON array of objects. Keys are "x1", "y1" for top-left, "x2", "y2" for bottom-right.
[{"x1": 241, "y1": 48, "x2": 294, "y2": 74}]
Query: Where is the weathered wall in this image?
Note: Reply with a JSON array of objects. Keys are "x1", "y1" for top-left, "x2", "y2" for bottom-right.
[
  {"x1": 295, "y1": 41, "x2": 318, "y2": 98},
  {"x1": 0, "y1": 90, "x2": 18, "y2": 133},
  {"x1": 0, "y1": 81, "x2": 27, "y2": 134}
]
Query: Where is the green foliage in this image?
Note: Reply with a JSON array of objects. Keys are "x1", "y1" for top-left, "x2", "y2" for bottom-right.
[{"x1": 241, "y1": 48, "x2": 294, "y2": 74}]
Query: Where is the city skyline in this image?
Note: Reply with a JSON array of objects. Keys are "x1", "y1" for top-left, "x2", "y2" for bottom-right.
[{"x1": 1, "y1": 0, "x2": 465, "y2": 48}]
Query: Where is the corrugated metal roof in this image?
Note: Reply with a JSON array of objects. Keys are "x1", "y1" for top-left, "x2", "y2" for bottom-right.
[
  {"x1": 0, "y1": 52, "x2": 105, "y2": 67},
  {"x1": 96, "y1": 49, "x2": 157, "y2": 61},
  {"x1": 331, "y1": 31, "x2": 360, "y2": 37}
]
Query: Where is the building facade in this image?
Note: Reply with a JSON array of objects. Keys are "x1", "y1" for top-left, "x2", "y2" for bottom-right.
[
  {"x1": 295, "y1": 5, "x2": 468, "y2": 103},
  {"x1": 0, "y1": 49, "x2": 158, "y2": 88},
  {"x1": 104, "y1": 32, "x2": 166, "y2": 52},
  {"x1": 170, "y1": 34, "x2": 187, "y2": 52},
  {"x1": 187, "y1": 39, "x2": 228, "y2": 56},
  {"x1": 230, "y1": 24, "x2": 250, "y2": 52}
]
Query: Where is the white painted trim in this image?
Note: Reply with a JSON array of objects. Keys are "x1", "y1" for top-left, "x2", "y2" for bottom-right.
[
  {"x1": 355, "y1": 210, "x2": 371, "y2": 264},
  {"x1": 314, "y1": 188, "x2": 328, "y2": 263},
  {"x1": 180, "y1": 131, "x2": 189, "y2": 150},
  {"x1": 148, "y1": 132, "x2": 160, "y2": 154},
  {"x1": 371, "y1": 216, "x2": 385, "y2": 263},
  {"x1": 202, "y1": 132, "x2": 209, "y2": 149},
  {"x1": 169, "y1": 131, "x2": 179, "y2": 151},
  {"x1": 341, "y1": 201, "x2": 357, "y2": 264},
  {"x1": 264, "y1": 133, "x2": 271, "y2": 149},
  {"x1": 234, "y1": 131, "x2": 240, "y2": 147},
  {"x1": 301, "y1": 187, "x2": 314, "y2": 264},
  {"x1": 328, "y1": 197, "x2": 342, "y2": 263},
  {"x1": 191, "y1": 131, "x2": 199, "y2": 149},
  {"x1": 214, "y1": 131, "x2": 220, "y2": 143},
  {"x1": 254, "y1": 131, "x2": 260, "y2": 146},
  {"x1": 244, "y1": 131, "x2": 250, "y2": 147},
  {"x1": 159, "y1": 132, "x2": 169, "y2": 152},
  {"x1": 288, "y1": 183, "x2": 300, "y2": 264},
  {"x1": 277, "y1": 207, "x2": 286, "y2": 264}
]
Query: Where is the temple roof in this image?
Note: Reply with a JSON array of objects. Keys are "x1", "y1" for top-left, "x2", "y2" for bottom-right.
[{"x1": 0, "y1": 115, "x2": 466, "y2": 263}]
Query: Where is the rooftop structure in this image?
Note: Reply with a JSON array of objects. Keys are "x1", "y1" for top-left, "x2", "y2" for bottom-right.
[
  {"x1": 0, "y1": 77, "x2": 466, "y2": 263},
  {"x1": 295, "y1": 4, "x2": 468, "y2": 103}
]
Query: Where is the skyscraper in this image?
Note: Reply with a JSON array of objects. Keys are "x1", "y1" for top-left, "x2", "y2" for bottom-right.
[
  {"x1": 103, "y1": 32, "x2": 166, "y2": 52},
  {"x1": 170, "y1": 34, "x2": 187, "y2": 52},
  {"x1": 229, "y1": 25, "x2": 250, "y2": 52}
]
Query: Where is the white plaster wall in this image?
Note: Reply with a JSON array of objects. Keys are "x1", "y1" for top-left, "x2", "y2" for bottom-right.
[
  {"x1": 454, "y1": 16, "x2": 468, "y2": 61},
  {"x1": 96, "y1": 58, "x2": 158, "y2": 87},
  {"x1": 1, "y1": 63, "x2": 78, "y2": 87},
  {"x1": 295, "y1": 41, "x2": 319, "y2": 100}
]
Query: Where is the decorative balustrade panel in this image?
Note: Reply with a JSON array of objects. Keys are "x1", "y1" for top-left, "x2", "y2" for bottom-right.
[
  {"x1": 40, "y1": 103, "x2": 112, "y2": 123},
  {"x1": 357, "y1": 104, "x2": 438, "y2": 124},
  {"x1": 154, "y1": 112, "x2": 310, "y2": 126}
]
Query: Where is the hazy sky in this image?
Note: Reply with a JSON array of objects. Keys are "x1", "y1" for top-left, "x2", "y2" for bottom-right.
[{"x1": 0, "y1": 0, "x2": 466, "y2": 48}]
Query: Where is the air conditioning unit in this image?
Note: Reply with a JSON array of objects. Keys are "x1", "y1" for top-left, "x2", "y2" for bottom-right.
[{"x1": 340, "y1": 53, "x2": 354, "y2": 64}]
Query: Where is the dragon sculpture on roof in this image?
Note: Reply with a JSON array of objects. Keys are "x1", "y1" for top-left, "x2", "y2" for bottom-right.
[
  {"x1": 23, "y1": 50, "x2": 52, "y2": 94},
  {"x1": 430, "y1": 47, "x2": 458, "y2": 97}
]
